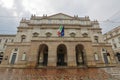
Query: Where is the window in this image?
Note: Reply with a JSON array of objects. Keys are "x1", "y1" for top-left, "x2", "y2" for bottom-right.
[
  {"x1": 45, "y1": 32, "x2": 52, "y2": 37},
  {"x1": 70, "y1": 32, "x2": 76, "y2": 37},
  {"x1": 3, "y1": 44, "x2": 6, "y2": 48},
  {"x1": 94, "y1": 52, "x2": 99, "y2": 61},
  {"x1": 14, "y1": 48, "x2": 18, "y2": 52},
  {"x1": 110, "y1": 34, "x2": 113, "y2": 37},
  {"x1": 118, "y1": 37, "x2": 120, "y2": 41},
  {"x1": 113, "y1": 43, "x2": 117, "y2": 48},
  {"x1": 5, "y1": 39, "x2": 8, "y2": 43},
  {"x1": 33, "y1": 32, "x2": 39, "y2": 37},
  {"x1": 22, "y1": 52, "x2": 26, "y2": 60},
  {"x1": 102, "y1": 48, "x2": 105, "y2": 52},
  {"x1": 10, "y1": 53, "x2": 17, "y2": 64},
  {"x1": 116, "y1": 31, "x2": 118, "y2": 34},
  {"x1": 11, "y1": 39, "x2": 14, "y2": 42},
  {"x1": 0, "y1": 39, "x2": 1, "y2": 43},
  {"x1": 94, "y1": 36, "x2": 99, "y2": 43},
  {"x1": 21, "y1": 35, "x2": 26, "y2": 42},
  {"x1": 112, "y1": 39, "x2": 115, "y2": 42},
  {"x1": 0, "y1": 52, "x2": 4, "y2": 64},
  {"x1": 82, "y1": 33, "x2": 88, "y2": 37}
]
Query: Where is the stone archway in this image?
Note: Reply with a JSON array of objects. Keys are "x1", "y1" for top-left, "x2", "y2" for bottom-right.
[
  {"x1": 75, "y1": 44, "x2": 85, "y2": 66},
  {"x1": 116, "y1": 52, "x2": 120, "y2": 62},
  {"x1": 57, "y1": 44, "x2": 67, "y2": 66},
  {"x1": 37, "y1": 44, "x2": 48, "y2": 67}
]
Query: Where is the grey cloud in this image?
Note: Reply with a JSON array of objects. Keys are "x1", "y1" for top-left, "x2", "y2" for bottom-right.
[
  {"x1": 0, "y1": 0, "x2": 120, "y2": 34},
  {"x1": 0, "y1": 0, "x2": 31, "y2": 34}
]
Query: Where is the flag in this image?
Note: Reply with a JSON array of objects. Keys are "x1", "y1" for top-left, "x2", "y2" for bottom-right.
[{"x1": 57, "y1": 25, "x2": 64, "y2": 37}]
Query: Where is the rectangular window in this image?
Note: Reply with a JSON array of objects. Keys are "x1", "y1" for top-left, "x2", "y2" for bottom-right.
[
  {"x1": 0, "y1": 52, "x2": 3, "y2": 64},
  {"x1": 22, "y1": 53, "x2": 26, "y2": 60},
  {"x1": 113, "y1": 43, "x2": 117, "y2": 48},
  {"x1": 5, "y1": 39, "x2": 8, "y2": 43},
  {"x1": 103, "y1": 53, "x2": 109, "y2": 64},
  {"x1": 0, "y1": 39, "x2": 1, "y2": 43},
  {"x1": 118, "y1": 37, "x2": 120, "y2": 41},
  {"x1": 94, "y1": 36, "x2": 99, "y2": 43},
  {"x1": 94, "y1": 53, "x2": 99, "y2": 60},
  {"x1": 11, "y1": 39, "x2": 14, "y2": 42}
]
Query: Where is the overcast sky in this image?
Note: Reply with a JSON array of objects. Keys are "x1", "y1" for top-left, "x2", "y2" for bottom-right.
[{"x1": 0, "y1": 0, "x2": 120, "y2": 34}]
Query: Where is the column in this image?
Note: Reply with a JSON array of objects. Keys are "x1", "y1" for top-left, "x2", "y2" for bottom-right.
[
  {"x1": 67, "y1": 44, "x2": 77, "y2": 67},
  {"x1": 84, "y1": 42, "x2": 96, "y2": 67},
  {"x1": 47, "y1": 44, "x2": 57, "y2": 67},
  {"x1": 27, "y1": 42, "x2": 39, "y2": 68}
]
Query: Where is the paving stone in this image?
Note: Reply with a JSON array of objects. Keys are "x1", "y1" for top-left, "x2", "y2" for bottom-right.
[{"x1": 0, "y1": 68, "x2": 119, "y2": 80}]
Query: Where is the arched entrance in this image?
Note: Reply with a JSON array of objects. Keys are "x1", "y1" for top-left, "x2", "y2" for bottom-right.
[
  {"x1": 116, "y1": 52, "x2": 120, "y2": 62},
  {"x1": 76, "y1": 44, "x2": 85, "y2": 66},
  {"x1": 57, "y1": 44, "x2": 67, "y2": 66},
  {"x1": 37, "y1": 44, "x2": 48, "y2": 66}
]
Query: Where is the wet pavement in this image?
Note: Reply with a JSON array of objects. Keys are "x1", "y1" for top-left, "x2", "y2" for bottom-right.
[{"x1": 0, "y1": 68, "x2": 118, "y2": 80}]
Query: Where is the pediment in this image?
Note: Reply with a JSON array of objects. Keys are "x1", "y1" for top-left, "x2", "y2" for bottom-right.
[{"x1": 48, "y1": 13, "x2": 73, "y2": 19}]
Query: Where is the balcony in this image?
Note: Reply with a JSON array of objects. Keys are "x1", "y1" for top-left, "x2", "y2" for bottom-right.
[{"x1": 31, "y1": 37, "x2": 91, "y2": 42}]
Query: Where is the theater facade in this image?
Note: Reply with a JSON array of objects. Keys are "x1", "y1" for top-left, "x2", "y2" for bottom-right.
[{"x1": 0, "y1": 13, "x2": 116, "y2": 68}]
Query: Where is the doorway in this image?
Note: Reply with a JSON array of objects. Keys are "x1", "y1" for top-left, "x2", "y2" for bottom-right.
[
  {"x1": 76, "y1": 44, "x2": 85, "y2": 66},
  {"x1": 37, "y1": 44, "x2": 48, "y2": 66},
  {"x1": 57, "y1": 44, "x2": 67, "y2": 66}
]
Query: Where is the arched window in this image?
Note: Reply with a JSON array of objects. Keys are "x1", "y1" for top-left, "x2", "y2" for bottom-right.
[{"x1": 21, "y1": 35, "x2": 26, "y2": 42}]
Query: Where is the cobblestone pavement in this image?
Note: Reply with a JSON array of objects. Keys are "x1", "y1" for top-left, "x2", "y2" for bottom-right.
[
  {"x1": 102, "y1": 67, "x2": 120, "y2": 79},
  {"x1": 0, "y1": 68, "x2": 119, "y2": 80}
]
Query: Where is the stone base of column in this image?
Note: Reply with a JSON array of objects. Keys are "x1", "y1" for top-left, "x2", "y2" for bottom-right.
[
  {"x1": 48, "y1": 63, "x2": 56, "y2": 67},
  {"x1": 27, "y1": 61, "x2": 37, "y2": 68},
  {"x1": 68, "y1": 62, "x2": 77, "y2": 67}
]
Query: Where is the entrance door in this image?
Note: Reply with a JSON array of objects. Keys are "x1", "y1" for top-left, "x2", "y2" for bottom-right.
[
  {"x1": 57, "y1": 53, "x2": 65, "y2": 66},
  {"x1": 38, "y1": 44, "x2": 48, "y2": 67},
  {"x1": 43, "y1": 53, "x2": 48, "y2": 66},
  {"x1": 76, "y1": 44, "x2": 85, "y2": 66},
  {"x1": 57, "y1": 44, "x2": 67, "y2": 66},
  {"x1": 103, "y1": 53, "x2": 109, "y2": 64},
  {"x1": 11, "y1": 53, "x2": 17, "y2": 64}
]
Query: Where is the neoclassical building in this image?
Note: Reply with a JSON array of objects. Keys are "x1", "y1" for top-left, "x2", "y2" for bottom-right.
[
  {"x1": 0, "y1": 13, "x2": 116, "y2": 68},
  {"x1": 104, "y1": 26, "x2": 120, "y2": 63}
]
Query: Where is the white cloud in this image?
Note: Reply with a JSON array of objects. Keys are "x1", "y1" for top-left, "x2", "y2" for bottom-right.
[
  {"x1": 22, "y1": 0, "x2": 55, "y2": 15},
  {"x1": 0, "y1": 0, "x2": 14, "y2": 9}
]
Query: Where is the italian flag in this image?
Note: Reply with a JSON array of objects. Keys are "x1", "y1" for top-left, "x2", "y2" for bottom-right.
[{"x1": 57, "y1": 25, "x2": 64, "y2": 37}]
